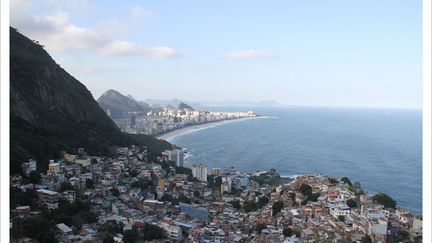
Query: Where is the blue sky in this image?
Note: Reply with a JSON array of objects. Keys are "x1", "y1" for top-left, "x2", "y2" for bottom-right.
[{"x1": 11, "y1": 0, "x2": 422, "y2": 108}]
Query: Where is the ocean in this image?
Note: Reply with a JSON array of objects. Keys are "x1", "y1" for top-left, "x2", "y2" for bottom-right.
[{"x1": 167, "y1": 107, "x2": 422, "y2": 214}]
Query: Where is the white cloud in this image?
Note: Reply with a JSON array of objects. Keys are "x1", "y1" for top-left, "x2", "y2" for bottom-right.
[
  {"x1": 131, "y1": 5, "x2": 153, "y2": 20},
  {"x1": 11, "y1": 4, "x2": 180, "y2": 58},
  {"x1": 99, "y1": 41, "x2": 181, "y2": 58},
  {"x1": 226, "y1": 49, "x2": 274, "y2": 60}
]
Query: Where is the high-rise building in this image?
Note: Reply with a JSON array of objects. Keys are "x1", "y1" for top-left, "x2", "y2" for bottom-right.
[
  {"x1": 192, "y1": 163, "x2": 208, "y2": 182},
  {"x1": 211, "y1": 168, "x2": 223, "y2": 176},
  {"x1": 130, "y1": 115, "x2": 136, "y2": 128},
  {"x1": 162, "y1": 149, "x2": 184, "y2": 167},
  {"x1": 220, "y1": 176, "x2": 232, "y2": 194}
]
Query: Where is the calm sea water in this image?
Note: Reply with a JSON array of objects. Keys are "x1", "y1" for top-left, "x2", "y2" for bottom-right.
[{"x1": 169, "y1": 107, "x2": 422, "y2": 214}]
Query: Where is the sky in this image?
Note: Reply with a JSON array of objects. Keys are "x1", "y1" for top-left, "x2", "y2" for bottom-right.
[{"x1": 11, "y1": 0, "x2": 422, "y2": 108}]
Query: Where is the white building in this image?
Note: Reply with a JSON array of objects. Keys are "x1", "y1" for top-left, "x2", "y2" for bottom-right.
[
  {"x1": 192, "y1": 163, "x2": 208, "y2": 182},
  {"x1": 37, "y1": 189, "x2": 59, "y2": 209},
  {"x1": 48, "y1": 160, "x2": 60, "y2": 174},
  {"x1": 211, "y1": 168, "x2": 223, "y2": 176},
  {"x1": 22, "y1": 159, "x2": 37, "y2": 176},
  {"x1": 220, "y1": 176, "x2": 232, "y2": 194},
  {"x1": 330, "y1": 203, "x2": 351, "y2": 218},
  {"x1": 161, "y1": 221, "x2": 182, "y2": 239},
  {"x1": 162, "y1": 149, "x2": 184, "y2": 167}
]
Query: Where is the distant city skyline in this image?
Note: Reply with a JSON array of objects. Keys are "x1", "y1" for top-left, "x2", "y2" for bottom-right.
[{"x1": 11, "y1": 0, "x2": 422, "y2": 108}]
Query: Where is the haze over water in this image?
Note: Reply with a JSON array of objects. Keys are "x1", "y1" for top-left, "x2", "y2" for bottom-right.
[{"x1": 168, "y1": 107, "x2": 422, "y2": 214}]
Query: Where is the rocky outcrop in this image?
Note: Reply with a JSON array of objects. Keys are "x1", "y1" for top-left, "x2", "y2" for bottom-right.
[{"x1": 10, "y1": 27, "x2": 171, "y2": 173}]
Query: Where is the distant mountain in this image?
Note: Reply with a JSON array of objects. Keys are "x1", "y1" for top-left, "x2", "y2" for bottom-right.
[
  {"x1": 127, "y1": 94, "x2": 138, "y2": 101},
  {"x1": 127, "y1": 95, "x2": 151, "y2": 110},
  {"x1": 177, "y1": 102, "x2": 195, "y2": 111},
  {"x1": 137, "y1": 101, "x2": 151, "y2": 110},
  {"x1": 10, "y1": 27, "x2": 171, "y2": 174},
  {"x1": 97, "y1": 89, "x2": 147, "y2": 119},
  {"x1": 143, "y1": 98, "x2": 183, "y2": 108},
  {"x1": 196, "y1": 100, "x2": 286, "y2": 107},
  {"x1": 141, "y1": 98, "x2": 285, "y2": 109}
]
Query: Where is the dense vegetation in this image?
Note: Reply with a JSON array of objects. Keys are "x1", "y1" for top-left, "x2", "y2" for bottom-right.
[
  {"x1": 361, "y1": 235, "x2": 373, "y2": 243},
  {"x1": 243, "y1": 195, "x2": 269, "y2": 212},
  {"x1": 251, "y1": 169, "x2": 281, "y2": 186},
  {"x1": 283, "y1": 227, "x2": 300, "y2": 237},
  {"x1": 100, "y1": 221, "x2": 166, "y2": 242},
  {"x1": 272, "y1": 201, "x2": 284, "y2": 216},
  {"x1": 10, "y1": 186, "x2": 39, "y2": 210},
  {"x1": 97, "y1": 89, "x2": 148, "y2": 119},
  {"x1": 340, "y1": 177, "x2": 353, "y2": 186},
  {"x1": 10, "y1": 27, "x2": 172, "y2": 174},
  {"x1": 11, "y1": 200, "x2": 97, "y2": 242},
  {"x1": 346, "y1": 198, "x2": 358, "y2": 208},
  {"x1": 298, "y1": 184, "x2": 312, "y2": 197},
  {"x1": 372, "y1": 193, "x2": 397, "y2": 209}
]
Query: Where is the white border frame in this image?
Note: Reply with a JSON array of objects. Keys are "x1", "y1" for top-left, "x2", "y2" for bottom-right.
[
  {"x1": 0, "y1": 0, "x2": 431, "y2": 241},
  {"x1": 423, "y1": 0, "x2": 432, "y2": 241},
  {"x1": 1, "y1": 0, "x2": 10, "y2": 242}
]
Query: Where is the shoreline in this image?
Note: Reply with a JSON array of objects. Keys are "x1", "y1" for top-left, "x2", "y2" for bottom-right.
[{"x1": 156, "y1": 116, "x2": 267, "y2": 141}]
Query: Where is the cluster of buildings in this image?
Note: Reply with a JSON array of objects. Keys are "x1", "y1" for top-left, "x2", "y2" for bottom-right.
[
  {"x1": 114, "y1": 107, "x2": 257, "y2": 135},
  {"x1": 10, "y1": 146, "x2": 421, "y2": 242}
]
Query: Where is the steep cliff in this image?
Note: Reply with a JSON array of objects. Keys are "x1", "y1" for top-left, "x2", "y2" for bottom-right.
[{"x1": 10, "y1": 27, "x2": 171, "y2": 173}]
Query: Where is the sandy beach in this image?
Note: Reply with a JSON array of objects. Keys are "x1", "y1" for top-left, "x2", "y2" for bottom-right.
[{"x1": 156, "y1": 117, "x2": 264, "y2": 141}]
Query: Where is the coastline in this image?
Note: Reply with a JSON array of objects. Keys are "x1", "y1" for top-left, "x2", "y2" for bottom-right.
[{"x1": 156, "y1": 116, "x2": 267, "y2": 141}]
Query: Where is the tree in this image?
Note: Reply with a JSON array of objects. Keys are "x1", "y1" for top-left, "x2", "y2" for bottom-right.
[
  {"x1": 123, "y1": 229, "x2": 139, "y2": 243},
  {"x1": 272, "y1": 201, "x2": 284, "y2": 216},
  {"x1": 215, "y1": 176, "x2": 222, "y2": 188},
  {"x1": 230, "y1": 200, "x2": 241, "y2": 210},
  {"x1": 178, "y1": 193, "x2": 191, "y2": 204},
  {"x1": 243, "y1": 201, "x2": 258, "y2": 212},
  {"x1": 346, "y1": 198, "x2": 357, "y2": 208},
  {"x1": 129, "y1": 170, "x2": 139, "y2": 177},
  {"x1": 340, "y1": 177, "x2": 352, "y2": 186},
  {"x1": 283, "y1": 227, "x2": 293, "y2": 237},
  {"x1": 10, "y1": 186, "x2": 39, "y2": 209},
  {"x1": 49, "y1": 200, "x2": 97, "y2": 229},
  {"x1": 338, "y1": 215, "x2": 345, "y2": 222},
  {"x1": 59, "y1": 182, "x2": 74, "y2": 192},
  {"x1": 131, "y1": 179, "x2": 153, "y2": 189},
  {"x1": 100, "y1": 222, "x2": 123, "y2": 243},
  {"x1": 85, "y1": 179, "x2": 95, "y2": 189},
  {"x1": 308, "y1": 193, "x2": 321, "y2": 202},
  {"x1": 11, "y1": 215, "x2": 56, "y2": 243},
  {"x1": 258, "y1": 196, "x2": 269, "y2": 207},
  {"x1": 396, "y1": 230, "x2": 410, "y2": 242},
  {"x1": 182, "y1": 227, "x2": 189, "y2": 238},
  {"x1": 361, "y1": 235, "x2": 372, "y2": 243},
  {"x1": 298, "y1": 184, "x2": 312, "y2": 197},
  {"x1": 289, "y1": 192, "x2": 296, "y2": 202},
  {"x1": 256, "y1": 224, "x2": 267, "y2": 234},
  {"x1": 110, "y1": 188, "x2": 120, "y2": 197},
  {"x1": 142, "y1": 224, "x2": 166, "y2": 240},
  {"x1": 28, "y1": 171, "x2": 41, "y2": 184},
  {"x1": 372, "y1": 193, "x2": 396, "y2": 208}
]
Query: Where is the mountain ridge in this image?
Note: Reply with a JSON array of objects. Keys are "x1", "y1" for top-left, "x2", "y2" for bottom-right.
[
  {"x1": 97, "y1": 89, "x2": 147, "y2": 118},
  {"x1": 10, "y1": 27, "x2": 172, "y2": 173}
]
